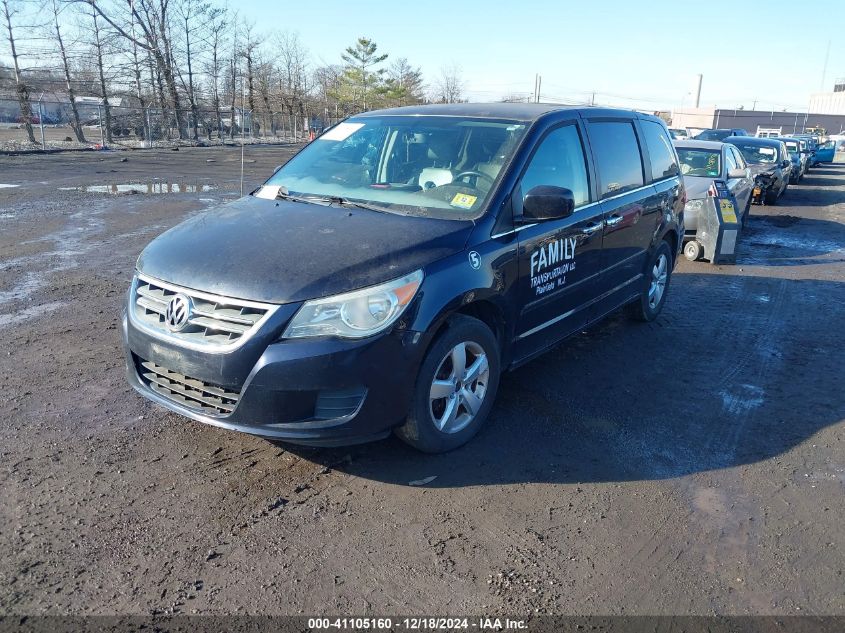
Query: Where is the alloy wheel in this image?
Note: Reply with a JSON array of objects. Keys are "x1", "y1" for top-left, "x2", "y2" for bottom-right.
[
  {"x1": 648, "y1": 253, "x2": 668, "y2": 310},
  {"x1": 429, "y1": 341, "x2": 489, "y2": 434}
]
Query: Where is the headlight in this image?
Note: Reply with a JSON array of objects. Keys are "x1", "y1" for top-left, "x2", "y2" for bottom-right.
[
  {"x1": 282, "y1": 270, "x2": 423, "y2": 339},
  {"x1": 685, "y1": 199, "x2": 704, "y2": 213}
]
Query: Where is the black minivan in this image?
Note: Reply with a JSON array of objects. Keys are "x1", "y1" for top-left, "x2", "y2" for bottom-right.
[{"x1": 123, "y1": 104, "x2": 685, "y2": 452}]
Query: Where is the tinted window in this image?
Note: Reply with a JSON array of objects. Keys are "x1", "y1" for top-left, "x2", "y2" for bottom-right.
[
  {"x1": 520, "y1": 124, "x2": 590, "y2": 207},
  {"x1": 641, "y1": 121, "x2": 680, "y2": 181},
  {"x1": 588, "y1": 121, "x2": 644, "y2": 198}
]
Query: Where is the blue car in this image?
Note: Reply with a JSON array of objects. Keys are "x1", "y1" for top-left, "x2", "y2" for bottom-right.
[{"x1": 777, "y1": 137, "x2": 808, "y2": 183}]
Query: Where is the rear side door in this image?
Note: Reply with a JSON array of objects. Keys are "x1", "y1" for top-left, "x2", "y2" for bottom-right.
[
  {"x1": 583, "y1": 117, "x2": 661, "y2": 314},
  {"x1": 512, "y1": 121, "x2": 604, "y2": 362}
]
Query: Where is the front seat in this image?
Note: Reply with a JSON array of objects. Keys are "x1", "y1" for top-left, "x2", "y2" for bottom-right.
[{"x1": 418, "y1": 136, "x2": 455, "y2": 189}]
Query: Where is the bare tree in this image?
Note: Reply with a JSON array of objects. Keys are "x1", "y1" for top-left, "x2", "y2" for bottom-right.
[
  {"x1": 276, "y1": 30, "x2": 308, "y2": 129},
  {"x1": 87, "y1": 2, "x2": 112, "y2": 143},
  {"x1": 47, "y1": 0, "x2": 85, "y2": 141},
  {"x1": 226, "y1": 11, "x2": 239, "y2": 139},
  {"x1": 1, "y1": 0, "x2": 36, "y2": 142},
  {"x1": 174, "y1": 0, "x2": 217, "y2": 140},
  {"x1": 205, "y1": 5, "x2": 227, "y2": 140},
  {"x1": 434, "y1": 62, "x2": 465, "y2": 104},
  {"x1": 85, "y1": 0, "x2": 189, "y2": 139},
  {"x1": 387, "y1": 57, "x2": 424, "y2": 106},
  {"x1": 239, "y1": 20, "x2": 261, "y2": 134}
]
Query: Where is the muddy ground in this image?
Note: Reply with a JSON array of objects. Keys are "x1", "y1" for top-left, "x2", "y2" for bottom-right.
[{"x1": 0, "y1": 145, "x2": 843, "y2": 617}]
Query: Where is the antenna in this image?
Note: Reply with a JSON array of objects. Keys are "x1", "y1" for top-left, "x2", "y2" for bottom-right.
[
  {"x1": 820, "y1": 39, "x2": 831, "y2": 91},
  {"x1": 240, "y1": 74, "x2": 246, "y2": 196}
]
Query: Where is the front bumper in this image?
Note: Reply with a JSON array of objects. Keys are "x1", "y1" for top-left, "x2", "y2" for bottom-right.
[
  {"x1": 122, "y1": 307, "x2": 428, "y2": 446},
  {"x1": 751, "y1": 179, "x2": 775, "y2": 204}
]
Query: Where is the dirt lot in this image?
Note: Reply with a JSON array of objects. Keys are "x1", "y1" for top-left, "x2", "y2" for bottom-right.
[{"x1": 0, "y1": 145, "x2": 843, "y2": 618}]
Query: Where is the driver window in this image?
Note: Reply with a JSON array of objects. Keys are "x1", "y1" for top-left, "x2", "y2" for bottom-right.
[
  {"x1": 725, "y1": 149, "x2": 738, "y2": 172},
  {"x1": 519, "y1": 125, "x2": 590, "y2": 207}
]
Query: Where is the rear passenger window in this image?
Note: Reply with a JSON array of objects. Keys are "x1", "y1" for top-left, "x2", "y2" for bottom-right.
[
  {"x1": 519, "y1": 124, "x2": 590, "y2": 207},
  {"x1": 588, "y1": 121, "x2": 644, "y2": 198},
  {"x1": 640, "y1": 120, "x2": 680, "y2": 181}
]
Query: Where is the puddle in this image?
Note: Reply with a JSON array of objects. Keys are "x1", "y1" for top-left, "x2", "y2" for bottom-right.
[
  {"x1": 59, "y1": 182, "x2": 216, "y2": 194},
  {"x1": 0, "y1": 184, "x2": 20, "y2": 189}
]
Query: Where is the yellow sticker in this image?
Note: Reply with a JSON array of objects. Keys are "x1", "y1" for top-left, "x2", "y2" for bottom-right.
[
  {"x1": 450, "y1": 193, "x2": 477, "y2": 209},
  {"x1": 720, "y1": 199, "x2": 737, "y2": 224}
]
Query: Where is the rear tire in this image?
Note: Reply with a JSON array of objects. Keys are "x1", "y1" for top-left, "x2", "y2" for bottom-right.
[
  {"x1": 626, "y1": 240, "x2": 673, "y2": 322},
  {"x1": 395, "y1": 315, "x2": 501, "y2": 453}
]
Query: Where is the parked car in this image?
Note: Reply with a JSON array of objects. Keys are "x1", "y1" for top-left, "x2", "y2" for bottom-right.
[
  {"x1": 777, "y1": 137, "x2": 809, "y2": 183},
  {"x1": 792, "y1": 134, "x2": 820, "y2": 167},
  {"x1": 724, "y1": 136, "x2": 791, "y2": 205},
  {"x1": 122, "y1": 103, "x2": 685, "y2": 452},
  {"x1": 673, "y1": 140, "x2": 753, "y2": 244},
  {"x1": 693, "y1": 128, "x2": 749, "y2": 141},
  {"x1": 668, "y1": 127, "x2": 689, "y2": 140}
]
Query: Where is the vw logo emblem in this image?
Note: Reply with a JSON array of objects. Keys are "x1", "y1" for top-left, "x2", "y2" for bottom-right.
[
  {"x1": 468, "y1": 251, "x2": 481, "y2": 270},
  {"x1": 164, "y1": 294, "x2": 192, "y2": 332}
]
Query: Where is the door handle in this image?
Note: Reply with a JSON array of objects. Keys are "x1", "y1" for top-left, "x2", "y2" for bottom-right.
[
  {"x1": 581, "y1": 222, "x2": 603, "y2": 235},
  {"x1": 605, "y1": 215, "x2": 623, "y2": 227}
]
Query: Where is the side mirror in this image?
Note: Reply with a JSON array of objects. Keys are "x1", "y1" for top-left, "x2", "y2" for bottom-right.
[
  {"x1": 522, "y1": 185, "x2": 575, "y2": 221},
  {"x1": 727, "y1": 167, "x2": 747, "y2": 179},
  {"x1": 781, "y1": 160, "x2": 791, "y2": 168}
]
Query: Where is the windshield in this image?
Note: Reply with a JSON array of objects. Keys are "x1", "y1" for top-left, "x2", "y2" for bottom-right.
[
  {"x1": 784, "y1": 141, "x2": 799, "y2": 154},
  {"x1": 260, "y1": 116, "x2": 528, "y2": 219},
  {"x1": 695, "y1": 130, "x2": 729, "y2": 141},
  {"x1": 732, "y1": 143, "x2": 778, "y2": 164},
  {"x1": 676, "y1": 148, "x2": 721, "y2": 177}
]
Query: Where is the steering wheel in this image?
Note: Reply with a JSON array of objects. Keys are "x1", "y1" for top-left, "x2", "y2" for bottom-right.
[{"x1": 453, "y1": 170, "x2": 495, "y2": 187}]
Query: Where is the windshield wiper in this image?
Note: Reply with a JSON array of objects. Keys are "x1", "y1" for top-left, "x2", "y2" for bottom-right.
[{"x1": 303, "y1": 195, "x2": 393, "y2": 214}]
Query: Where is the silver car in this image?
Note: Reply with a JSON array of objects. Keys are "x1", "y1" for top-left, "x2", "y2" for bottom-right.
[{"x1": 673, "y1": 140, "x2": 753, "y2": 238}]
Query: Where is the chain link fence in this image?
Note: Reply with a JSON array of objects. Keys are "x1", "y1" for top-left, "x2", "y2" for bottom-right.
[{"x1": 0, "y1": 97, "x2": 342, "y2": 152}]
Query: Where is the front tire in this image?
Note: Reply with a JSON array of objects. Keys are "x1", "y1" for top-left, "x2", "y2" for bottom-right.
[
  {"x1": 764, "y1": 186, "x2": 778, "y2": 205},
  {"x1": 626, "y1": 240, "x2": 673, "y2": 322},
  {"x1": 395, "y1": 315, "x2": 501, "y2": 453}
]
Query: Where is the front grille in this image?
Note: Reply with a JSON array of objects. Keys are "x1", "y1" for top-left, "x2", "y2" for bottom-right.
[
  {"x1": 137, "y1": 358, "x2": 240, "y2": 415},
  {"x1": 132, "y1": 274, "x2": 276, "y2": 350}
]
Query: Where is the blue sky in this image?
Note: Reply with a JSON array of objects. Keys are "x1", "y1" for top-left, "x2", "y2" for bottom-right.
[{"x1": 243, "y1": 0, "x2": 844, "y2": 112}]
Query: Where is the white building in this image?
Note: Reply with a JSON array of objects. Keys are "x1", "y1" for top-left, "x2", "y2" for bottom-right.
[{"x1": 808, "y1": 78, "x2": 845, "y2": 115}]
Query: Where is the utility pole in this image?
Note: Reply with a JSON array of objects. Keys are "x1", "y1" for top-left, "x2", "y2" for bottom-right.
[{"x1": 693, "y1": 74, "x2": 703, "y2": 108}]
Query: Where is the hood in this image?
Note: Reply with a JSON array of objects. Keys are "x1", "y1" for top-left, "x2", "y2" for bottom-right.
[
  {"x1": 681, "y1": 175, "x2": 715, "y2": 200},
  {"x1": 748, "y1": 163, "x2": 778, "y2": 177},
  {"x1": 137, "y1": 196, "x2": 473, "y2": 304}
]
